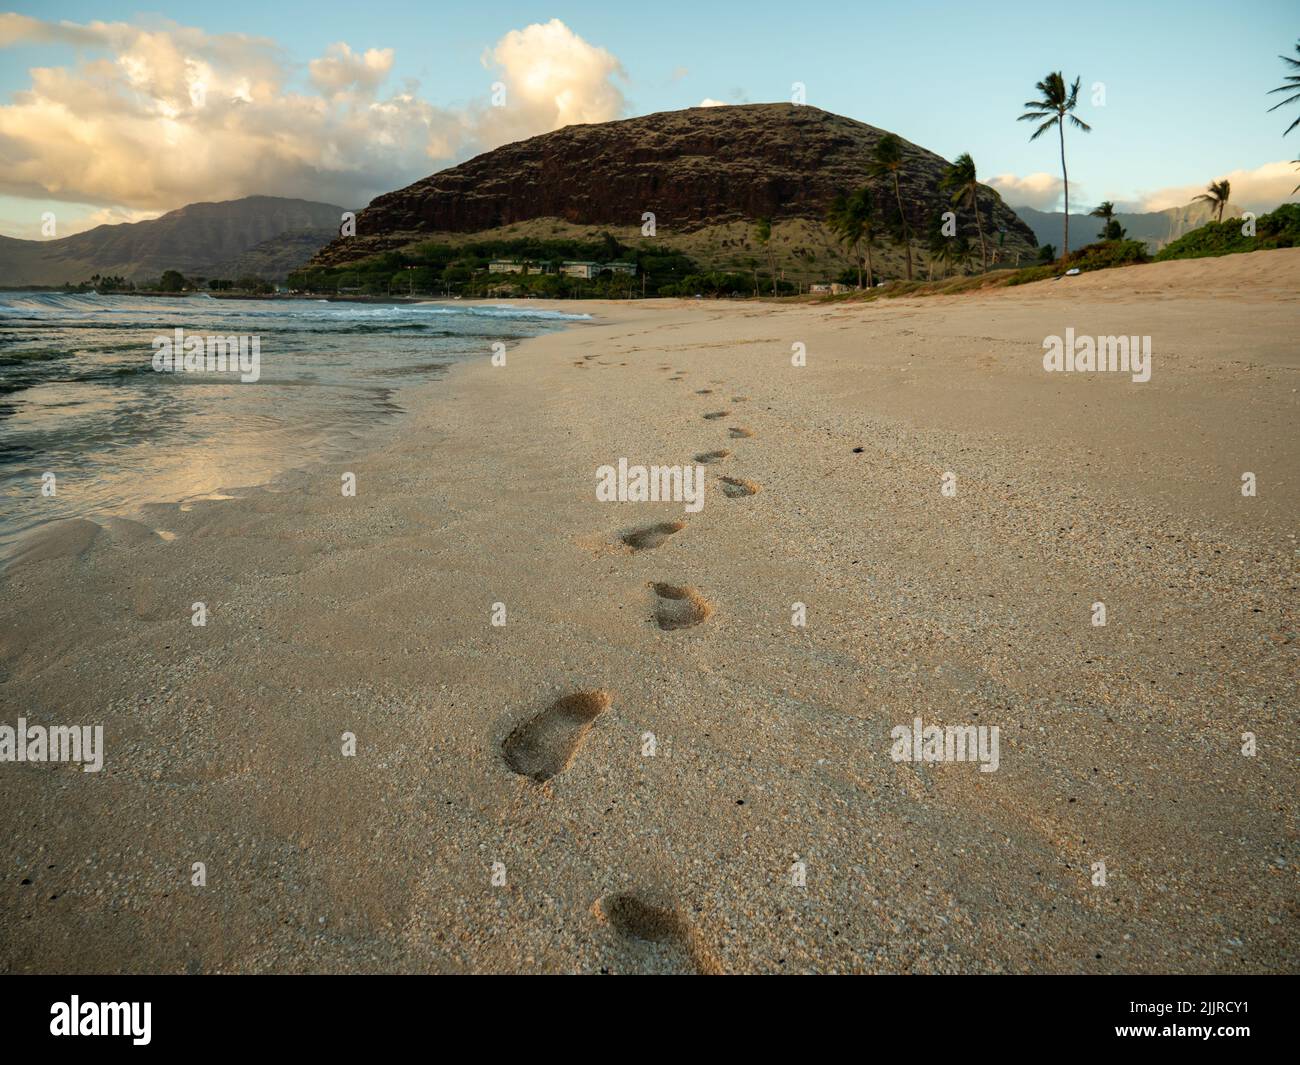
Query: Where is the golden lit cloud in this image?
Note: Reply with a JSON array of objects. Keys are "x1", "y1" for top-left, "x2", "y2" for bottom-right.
[
  {"x1": 475, "y1": 18, "x2": 625, "y2": 146},
  {"x1": 0, "y1": 16, "x2": 628, "y2": 221},
  {"x1": 986, "y1": 172, "x2": 1066, "y2": 211}
]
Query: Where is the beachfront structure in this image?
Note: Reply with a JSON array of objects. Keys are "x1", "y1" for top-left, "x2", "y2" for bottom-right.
[
  {"x1": 560, "y1": 261, "x2": 602, "y2": 279},
  {"x1": 560, "y1": 260, "x2": 637, "y2": 279},
  {"x1": 491, "y1": 259, "x2": 637, "y2": 280}
]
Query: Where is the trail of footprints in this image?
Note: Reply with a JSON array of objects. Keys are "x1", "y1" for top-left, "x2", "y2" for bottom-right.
[{"x1": 498, "y1": 355, "x2": 768, "y2": 972}]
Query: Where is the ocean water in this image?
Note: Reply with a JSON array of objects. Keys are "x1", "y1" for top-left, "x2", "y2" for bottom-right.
[{"x1": 0, "y1": 292, "x2": 589, "y2": 559}]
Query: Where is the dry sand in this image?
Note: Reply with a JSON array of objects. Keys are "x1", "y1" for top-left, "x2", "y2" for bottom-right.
[{"x1": 1, "y1": 249, "x2": 1296, "y2": 974}]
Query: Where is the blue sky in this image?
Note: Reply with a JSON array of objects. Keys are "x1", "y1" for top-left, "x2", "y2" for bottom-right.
[{"x1": 1, "y1": 0, "x2": 1297, "y2": 236}]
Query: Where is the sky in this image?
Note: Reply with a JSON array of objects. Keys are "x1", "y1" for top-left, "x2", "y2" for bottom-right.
[{"x1": 0, "y1": 0, "x2": 1296, "y2": 238}]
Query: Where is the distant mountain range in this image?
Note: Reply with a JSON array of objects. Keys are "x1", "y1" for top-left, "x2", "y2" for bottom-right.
[
  {"x1": 0, "y1": 196, "x2": 345, "y2": 287},
  {"x1": 1011, "y1": 201, "x2": 1244, "y2": 254}
]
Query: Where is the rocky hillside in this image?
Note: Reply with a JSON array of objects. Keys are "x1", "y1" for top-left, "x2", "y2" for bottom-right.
[
  {"x1": 0, "y1": 196, "x2": 344, "y2": 286},
  {"x1": 311, "y1": 104, "x2": 1038, "y2": 280}
]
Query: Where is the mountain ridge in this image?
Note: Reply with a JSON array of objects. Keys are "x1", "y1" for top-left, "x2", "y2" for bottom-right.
[
  {"x1": 0, "y1": 196, "x2": 345, "y2": 286},
  {"x1": 1011, "y1": 201, "x2": 1244, "y2": 254}
]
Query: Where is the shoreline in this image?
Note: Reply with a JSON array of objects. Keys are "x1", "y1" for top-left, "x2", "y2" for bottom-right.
[
  {"x1": 1, "y1": 251, "x2": 1296, "y2": 974},
  {"x1": 0, "y1": 299, "x2": 595, "y2": 567}
]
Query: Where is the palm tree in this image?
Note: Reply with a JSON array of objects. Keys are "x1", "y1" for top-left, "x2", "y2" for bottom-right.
[
  {"x1": 940, "y1": 153, "x2": 988, "y2": 271},
  {"x1": 1090, "y1": 200, "x2": 1116, "y2": 239},
  {"x1": 1019, "y1": 72, "x2": 1092, "y2": 263},
  {"x1": 1195, "y1": 179, "x2": 1231, "y2": 224},
  {"x1": 1267, "y1": 39, "x2": 1300, "y2": 191},
  {"x1": 868, "y1": 133, "x2": 913, "y2": 280},
  {"x1": 826, "y1": 187, "x2": 877, "y2": 288},
  {"x1": 1267, "y1": 39, "x2": 1300, "y2": 134}
]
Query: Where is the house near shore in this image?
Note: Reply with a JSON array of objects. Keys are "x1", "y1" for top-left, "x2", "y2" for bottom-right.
[
  {"x1": 560, "y1": 260, "x2": 602, "y2": 279},
  {"x1": 490, "y1": 259, "x2": 637, "y2": 280},
  {"x1": 560, "y1": 260, "x2": 637, "y2": 279}
]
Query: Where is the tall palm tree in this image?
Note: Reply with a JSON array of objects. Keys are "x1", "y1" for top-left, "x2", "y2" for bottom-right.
[
  {"x1": 1267, "y1": 39, "x2": 1300, "y2": 191},
  {"x1": 1019, "y1": 73, "x2": 1092, "y2": 263},
  {"x1": 940, "y1": 152, "x2": 987, "y2": 271},
  {"x1": 1195, "y1": 179, "x2": 1231, "y2": 224},
  {"x1": 868, "y1": 133, "x2": 913, "y2": 280}
]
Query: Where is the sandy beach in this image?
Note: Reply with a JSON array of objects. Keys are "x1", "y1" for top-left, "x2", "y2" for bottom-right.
[{"x1": 1, "y1": 249, "x2": 1296, "y2": 974}]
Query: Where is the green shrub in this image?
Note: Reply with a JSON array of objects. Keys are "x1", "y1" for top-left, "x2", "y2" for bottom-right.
[
  {"x1": 1069, "y1": 239, "x2": 1150, "y2": 270},
  {"x1": 1156, "y1": 203, "x2": 1300, "y2": 261}
]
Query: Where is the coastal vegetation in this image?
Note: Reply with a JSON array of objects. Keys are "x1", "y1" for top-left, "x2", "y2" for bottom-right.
[
  {"x1": 62, "y1": 272, "x2": 276, "y2": 295},
  {"x1": 1155, "y1": 202, "x2": 1299, "y2": 259},
  {"x1": 285, "y1": 235, "x2": 741, "y2": 297}
]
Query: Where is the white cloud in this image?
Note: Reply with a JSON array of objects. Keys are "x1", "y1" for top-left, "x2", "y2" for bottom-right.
[
  {"x1": 308, "y1": 43, "x2": 395, "y2": 98},
  {"x1": 987, "y1": 172, "x2": 1066, "y2": 211},
  {"x1": 1121, "y1": 160, "x2": 1300, "y2": 215},
  {"x1": 0, "y1": 16, "x2": 627, "y2": 223},
  {"x1": 698, "y1": 98, "x2": 727, "y2": 108},
  {"x1": 475, "y1": 18, "x2": 625, "y2": 146}
]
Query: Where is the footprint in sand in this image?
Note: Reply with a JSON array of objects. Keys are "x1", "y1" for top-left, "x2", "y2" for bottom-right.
[
  {"x1": 650, "y1": 582, "x2": 713, "y2": 630},
  {"x1": 621, "y1": 521, "x2": 685, "y2": 552},
  {"x1": 731, "y1": 396, "x2": 749, "y2": 403},
  {"x1": 502, "y1": 690, "x2": 612, "y2": 782},
  {"x1": 694, "y1": 449, "x2": 731, "y2": 464},
  {"x1": 728, "y1": 427, "x2": 753, "y2": 439},
  {"x1": 593, "y1": 892, "x2": 722, "y2": 975},
  {"x1": 694, "y1": 389, "x2": 714, "y2": 395},
  {"x1": 702, "y1": 410, "x2": 728, "y2": 420},
  {"x1": 719, "y1": 476, "x2": 759, "y2": 498}
]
